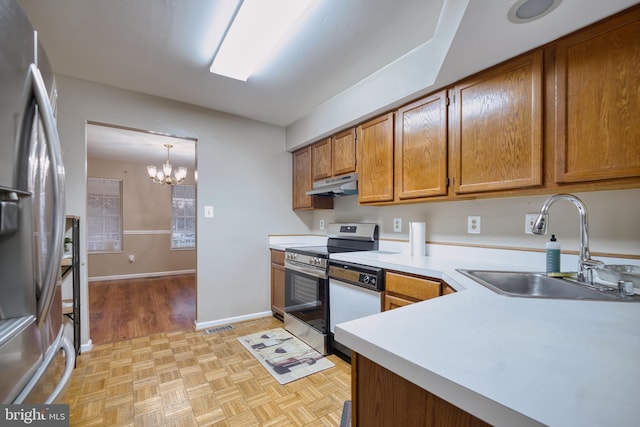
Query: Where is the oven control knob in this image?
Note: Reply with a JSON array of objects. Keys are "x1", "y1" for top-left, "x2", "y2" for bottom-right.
[{"x1": 362, "y1": 276, "x2": 370, "y2": 284}]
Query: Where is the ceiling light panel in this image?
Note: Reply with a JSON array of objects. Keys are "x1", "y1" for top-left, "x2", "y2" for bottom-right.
[{"x1": 210, "y1": 0, "x2": 313, "y2": 81}]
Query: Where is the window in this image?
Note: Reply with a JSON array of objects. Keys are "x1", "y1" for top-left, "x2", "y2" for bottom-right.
[
  {"x1": 87, "y1": 178, "x2": 122, "y2": 252},
  {"x1": 172, "y1": 185, "x2": 195, "y2": 249}
]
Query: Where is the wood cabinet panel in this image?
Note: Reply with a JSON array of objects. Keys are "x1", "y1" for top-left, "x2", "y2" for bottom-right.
[
  {"x1": 442, "y1": 284, "x2": 456, "y2": 295},
  {"x1": 292, "y1": 146, "x2": 333, "y2": 210},
  {"x1": 554, "y1": 8, "x2": 640, "y2": 183},
  {"x1": 395, "y1": 91, "x2": 448, "y2": 200},
  {"x1": 383, "y1": 294, "x2": 414, "y2": 311},
  {"x1": 312, "y1": 138, "x2": 332, "y2": 181},
  {"x1": 452, "y1": 51, "x2": 543, "y2": 194},
  {"x1": 353, "y1": 353, "x2": 491, "y2": 427},
  {"x1": 332, "y1": 128, "x2": 357, "y2": 176},
  {"x1": 357, "y1": 113, "x2": 395, "y2": 203},
  {"x1": 385, "y1": 271, "x2": 441, "y2": 303},
  {"x1": 270, "y1": 249, "x2": 285, "y2": 320}
]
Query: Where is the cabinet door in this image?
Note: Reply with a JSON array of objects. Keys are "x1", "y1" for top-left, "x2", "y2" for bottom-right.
[
  {"x1": 384, "y1": 294, "x2": 414, "y2": 311},
  {"x1": 357, "y1": 113, "x2": 395, "y2": 203},
  {"x1": 270, "y1": 250, "x2": 285, "y2": 320},
  {"x1": 553, "y1": 9, "x2": 640, "y2": 183},
  {"x1": 395, "y1": 91, "x2": 448, "y2": 200},
  {"x1": 332, "y1": 128, "x2": 357, "y2": 176},
  {"x1": 292, "y1": 146, "x2": 313, "y2": 209},
  {"x1": 292, "y1": 146, "x2": 333, "y2": 210},
  {"x1": 452, "y1": 51, "x2": 543, "y2": 194},
  {"x1": 312, "y1": 138, "x2": 332, "y2": 181}
]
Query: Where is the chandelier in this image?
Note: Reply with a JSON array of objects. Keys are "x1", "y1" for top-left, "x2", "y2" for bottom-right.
[{"x1": 147, "y1": 144, "x2": 187, "y2": 185}]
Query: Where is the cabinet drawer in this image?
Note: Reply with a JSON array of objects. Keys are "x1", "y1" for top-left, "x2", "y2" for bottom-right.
[
  {"x1": 270, "y1": 249, "x2": 285, "y2": 265},
  {"x1": 386, "y1": 272, "x2": 441, "y2": 301}
]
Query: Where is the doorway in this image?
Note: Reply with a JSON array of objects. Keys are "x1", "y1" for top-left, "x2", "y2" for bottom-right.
[{"x1": 84, "y1": 122, "x2": 197, "y2": 344}]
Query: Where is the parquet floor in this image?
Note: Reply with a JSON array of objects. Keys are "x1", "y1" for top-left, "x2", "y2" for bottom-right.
[{"x1": 63, "y1": 316, "x2": 351, "y2": 426}]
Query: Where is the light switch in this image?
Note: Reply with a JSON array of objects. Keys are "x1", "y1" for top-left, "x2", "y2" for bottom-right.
[{"x1": 204, "y1": 205, "x2": 214, "y2": 218}]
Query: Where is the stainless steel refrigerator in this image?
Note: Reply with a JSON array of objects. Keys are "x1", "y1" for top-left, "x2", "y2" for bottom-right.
[{"x1": 0, "y1": 0, "x2": 75, "y2": 404}]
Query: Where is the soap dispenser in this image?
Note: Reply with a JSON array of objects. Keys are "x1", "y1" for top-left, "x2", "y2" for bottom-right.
[{"x1": 546, "y1": 234, "x2": 561, "y2": 274}]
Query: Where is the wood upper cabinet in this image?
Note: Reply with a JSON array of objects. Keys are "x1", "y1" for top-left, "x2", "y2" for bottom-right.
[
  {"x1": 357, "y1": 112, "x2": 395, "y2": 203},
  {"x1": 312, "y1": 129, "x2": 356, "y2": 181},
  {"x1": 395, "y1": 90, "x2": 448, "y2": 200},
  {"x1": 292, "y1": 146, "x2": 333, "y2": 210},
  {"x1": 451, "y1": 51, "x2": 544, "y2": 194},
  {"x1": 312, "y1": 138, "x2": 332, "y2": 181},
  {"x1": 553, "y1": 8, "x2": 640, "y2": 183},
  {"x1": 332, "y1": 128, "x2": 357, "y2": 176}
]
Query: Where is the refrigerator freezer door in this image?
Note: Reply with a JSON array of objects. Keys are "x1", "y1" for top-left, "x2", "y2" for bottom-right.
[
  {"x1": 0, "y1": 316, "x2": 42, "y2": 403},
  {"x1": 13, "y1": 325, "x2": 74, "y2": 404}
]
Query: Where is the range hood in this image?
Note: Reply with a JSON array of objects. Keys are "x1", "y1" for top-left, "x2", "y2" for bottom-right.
[{"x1": 306, "y1": 173, "x2": 358, "y2": 197}]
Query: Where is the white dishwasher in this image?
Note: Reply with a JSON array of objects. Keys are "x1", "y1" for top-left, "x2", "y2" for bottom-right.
[{"x1": 329, "y1": 260, "x2": 384, "y2": 361}]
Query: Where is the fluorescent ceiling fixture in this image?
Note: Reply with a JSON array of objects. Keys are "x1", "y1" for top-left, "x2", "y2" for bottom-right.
[{"x1": 210, "y1": 0, "x2": 313, "y2": 81}]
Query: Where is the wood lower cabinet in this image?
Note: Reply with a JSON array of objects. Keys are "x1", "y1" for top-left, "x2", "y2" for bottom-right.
[
  {"x1": 352, "y1": 353, "x2": 490, "y2": 427},
  {"x1": 395, "y1": 90, "x2": 449, "y2": 201},
  {"x1": 292, "y1": 146, "x2": 333, "y2": 210},
  {"x1": 553, "y1": 7, "x2": 640, "y2": 184},
  {"x1": 384, "y1": 271, "x2": 445, "y2": 310},
  {"x1": 451, "y1": 51, "x2": 543, "y2": 194},
  {"x1": 270, "y1": 249, "x2": 285, "y2": 320},
  {"x1": 357, "y1": 113, "x2": 395, "y2": 203}
]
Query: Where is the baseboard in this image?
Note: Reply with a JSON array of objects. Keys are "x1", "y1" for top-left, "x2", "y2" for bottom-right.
[
  {"x1": 88, "y1": 269, "x2": 196, "y2": 282},
  {"x1": 80, "y1": 339, "x2": 93, "y2": 353},
  {"x1": 194, "y1": 311, "x2": 273, "y2": 331}
]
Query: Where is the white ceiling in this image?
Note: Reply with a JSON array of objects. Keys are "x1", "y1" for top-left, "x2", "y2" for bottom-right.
[{"x1": 18, "y1": 0, "x2": 639, "y2": 164}]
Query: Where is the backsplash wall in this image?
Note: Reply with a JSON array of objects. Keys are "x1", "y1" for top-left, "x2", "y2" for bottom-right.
[{"x1": 310, "y1": 188, "x2": 640, "y2": 257}]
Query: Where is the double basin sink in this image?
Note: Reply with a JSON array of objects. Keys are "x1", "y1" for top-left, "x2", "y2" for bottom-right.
[{"x1": 458, "y1": 270, "x2": 639, "y2": 302}]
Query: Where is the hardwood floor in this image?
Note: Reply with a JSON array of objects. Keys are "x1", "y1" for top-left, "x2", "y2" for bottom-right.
[
  {"x1": 89, "y1": 274, "x2": 196, "y2": 345},
  {"x1": 63, "y1": 317, "x2": 351, "y2": 426}
]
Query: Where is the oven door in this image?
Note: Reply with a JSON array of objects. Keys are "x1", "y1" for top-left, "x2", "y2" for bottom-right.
[{"x1": 283, "y1": 261, "x2": 328, "y2": 354}]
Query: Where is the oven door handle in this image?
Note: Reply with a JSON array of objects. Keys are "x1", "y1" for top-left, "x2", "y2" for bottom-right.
[{"x1": 285, "y1": 261, "x2": 327, "y2": 279}]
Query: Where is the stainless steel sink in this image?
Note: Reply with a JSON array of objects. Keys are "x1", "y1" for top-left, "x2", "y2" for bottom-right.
[{"x1": 457, "y1": 270, "x2": 639, "y2": 301}]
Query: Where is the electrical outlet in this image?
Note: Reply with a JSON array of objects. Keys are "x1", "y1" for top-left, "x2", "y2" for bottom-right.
[
  {"x1": 319, "y1": 220, "x2": 325, "y2": 230},
  {"x1": 467, "y1": 216, "x2": 481, "y2": 234},
  {"x1": 393, "y1": 218, "x2": 402, "y2": 232},
  {"x1": 525, "y1": 213, "x2": 538, "y2": 234},
  {"x1": 128, "y1": 254, "x2": 135, "y2": 263}
]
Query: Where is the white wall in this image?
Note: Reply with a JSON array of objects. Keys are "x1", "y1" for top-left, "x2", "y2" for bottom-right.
[
  {"x1": 55, "y1": 75, "x2": 313, "y2": 347},
  {"x1": 311, "y1": 189, "x2": 640, "y2": 258}
]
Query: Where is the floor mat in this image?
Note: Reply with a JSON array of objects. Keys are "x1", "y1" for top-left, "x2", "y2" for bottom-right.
[{"x1": 237, "y1": 327, "x2": 334, "y2": 384}]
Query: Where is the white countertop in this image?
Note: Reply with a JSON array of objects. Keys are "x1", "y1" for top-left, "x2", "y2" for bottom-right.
[{"x1": 331, "y1": 250, "x2": 640, "y2": 427}]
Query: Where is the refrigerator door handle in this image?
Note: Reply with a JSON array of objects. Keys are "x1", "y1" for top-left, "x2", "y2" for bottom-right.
[
  {"x1": 28, "y1": 64, "x2": 66, "y2": 327},
  {"x1": 12, "y1": 328, "x2": 75, "y2": 404}
]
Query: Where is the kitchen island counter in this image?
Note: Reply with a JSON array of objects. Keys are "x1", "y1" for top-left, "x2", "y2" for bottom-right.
[{"x1": 332, "y1": 250, "x2": 640, "y2": 427}]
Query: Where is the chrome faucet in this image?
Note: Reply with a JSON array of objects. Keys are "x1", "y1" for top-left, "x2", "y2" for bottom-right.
[{"x1": 532, "y1": 194, "x2": 603, "y2": 285}]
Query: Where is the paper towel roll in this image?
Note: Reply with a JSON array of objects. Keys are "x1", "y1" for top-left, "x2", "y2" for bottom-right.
[{"x1": 409, "y1": 222, "x2": 426, "y2": 257}]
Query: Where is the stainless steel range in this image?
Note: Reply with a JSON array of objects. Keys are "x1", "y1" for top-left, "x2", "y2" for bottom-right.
[{"x1": 284, "y1": 223, "x2": 378, "y2": 354}]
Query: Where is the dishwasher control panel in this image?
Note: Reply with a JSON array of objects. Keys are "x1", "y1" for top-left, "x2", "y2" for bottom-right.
[{"x1": 329, "y1": 261, "x2": 384, "y2": 291}]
